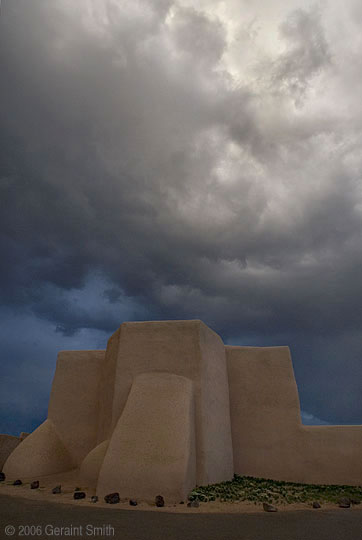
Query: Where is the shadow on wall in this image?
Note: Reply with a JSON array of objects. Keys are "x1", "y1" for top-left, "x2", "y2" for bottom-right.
[{"x1": 0, "y1": 432, "x2": 28, "y2": 470}]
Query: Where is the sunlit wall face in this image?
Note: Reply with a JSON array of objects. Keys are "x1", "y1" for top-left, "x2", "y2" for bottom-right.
[{"x1": 1, "y1": 0, "x2": 362, "y2": 434}]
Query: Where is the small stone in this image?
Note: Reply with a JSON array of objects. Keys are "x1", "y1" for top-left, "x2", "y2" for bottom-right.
[
  {"x1": 0, "y1": 472, "x2": 5, "y2": 482},
  {"x1": 179, "y1": 501, "x2": 184, "y2": 504},
  {"x1": 31, "y1": 481, "x2": 39, "y2": 490},
  {"x1": 338, "y1": 497, "x2": 351, "y2": 508},
  {"x1": 104, "y1": 492, "x2": 120, "y2": 504},
  {"x1": 312, "y1": 501, "x2": 321, "y2": 509},
  {"x1": 129, "y1": 499, "x2": 138, "y2": 506},
  {"x1": 52, "y1": 485, "x2": 61, "y2": 494},
  {"x1": 91, "y1": 496, "x2": 98, "y2": 503},
  {"x1": 263, "y1": 502, "x2": 278, "y2": 512},
  {"x1": 155, "y1": 495, "x2": 165, "y2": 507},
  {"x1": 187, "y1": 500, "x2": 199, "y2": 508},
  {"x1": 13, "y1": 479, "x2": 22, "y2": 486},
  {"x1": 74, "y1": 491, "x2": 86, "y2": 500}
]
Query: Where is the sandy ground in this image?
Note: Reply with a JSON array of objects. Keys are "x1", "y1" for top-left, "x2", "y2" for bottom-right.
[{"x1": 1, "y1": 469, "x2": 361, "y2": 515}]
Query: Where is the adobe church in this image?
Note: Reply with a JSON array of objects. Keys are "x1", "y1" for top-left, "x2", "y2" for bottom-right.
[{"x1": 3, "y1": 320, "x2": 362, "y2": 502}]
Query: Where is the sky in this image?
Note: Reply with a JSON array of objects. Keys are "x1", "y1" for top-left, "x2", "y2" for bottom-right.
[{"x1": 1, "y1": 0, "x2": 361, "y2": 436}]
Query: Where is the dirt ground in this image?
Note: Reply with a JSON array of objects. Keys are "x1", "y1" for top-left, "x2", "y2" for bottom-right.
[{"x1": 1, "y1": 468, "x2": 361, "y2": 515}]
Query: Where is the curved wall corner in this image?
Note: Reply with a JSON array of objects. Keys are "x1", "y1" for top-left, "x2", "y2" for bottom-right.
[
  {"x1": 97, "y1": 372, "x2": 196, "y2": 503},
  {"x1": 0, "y1": 434, "x2": 21, "y2": 470},
  {"x1": 105, "y1": 320, "x2": 234, "y2": 486},
  {"x1": 80, "y1": 439, "x2": 109, "y2": 490},
  {"x1": 3, "y1": 419, "x2": 74, "y2": 478}
]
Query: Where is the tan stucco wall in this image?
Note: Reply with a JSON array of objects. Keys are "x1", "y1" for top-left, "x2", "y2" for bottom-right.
[
  {"x1": 0, "y1": 434, "x2": 20, "y2": 470},
  {"x1": 97, "y1": 331, "x2": 120, "y2": 445},
  {"x1": 3, "y1": 350, "x2": 105, "y2": 478},
  {"x1": 2, "y1": 320, "x2": 362, "y2": 494},
  {"x1": 297, "y1": 425, "x2": 362, "y2": 485},
  {"x1": 48, "y1": 350, "x2": 106, "y2": 466},
  {"x1": 3, "y1": 419, "x2": 73, "y2": 477},
  {"x1": 80, "y1": 439, "x2": 109, "y2": 490},
  {"x1": 97, "y1": 372, "x2": 196, "y2": 502},
  {"x1": 226, "y1": 345, "x2": 303, "y2": 481},
  {"x1": 226, "y1": 345, "x2": 362, "y2": 486},
  {"x1": 107, "y1": 320, "x2": 234, "y2": 486}
]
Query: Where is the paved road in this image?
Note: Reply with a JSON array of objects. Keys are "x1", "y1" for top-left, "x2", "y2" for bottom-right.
[{"x1": 1, "y1": 494, "x2": 362, "y2": 540}]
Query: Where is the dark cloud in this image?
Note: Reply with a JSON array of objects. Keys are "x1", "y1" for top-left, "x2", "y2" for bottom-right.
[
  {"x1": 0, "y1": 308, "x2": 109, "y2": 435},
  {"x1": 0, "y1": 0, "x2": 361, "y2": 432}
]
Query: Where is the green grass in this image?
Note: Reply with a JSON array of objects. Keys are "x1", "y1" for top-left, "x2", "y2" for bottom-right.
[{"x1": 188, "y1": 475, "x2": 362, "y2": 505}]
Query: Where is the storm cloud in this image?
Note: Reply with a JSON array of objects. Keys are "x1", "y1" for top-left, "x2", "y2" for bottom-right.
[{"x1": 1, "y1": 0, "x2": 362, "y2": 433}]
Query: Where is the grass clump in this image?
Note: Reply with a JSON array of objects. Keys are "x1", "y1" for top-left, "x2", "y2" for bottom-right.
[{"x1": 188, "y1": 475, "x2": 362, "y2": 505}]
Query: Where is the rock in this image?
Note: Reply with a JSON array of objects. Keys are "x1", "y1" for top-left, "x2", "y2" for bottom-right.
[
  {"x1": 179, "y1": 501, "x2": 184, "y2": 504},
  {"x1": 187, "y1": 499, "x2": 200, "y2": 508},
  {"x1": 74, "y1": 491, "x2": 86, "y2": 500},
  {"x1": 13, "y1": 479, "x2": 22, "y2": 486},
  {"x1": 338, "y1": 497, "x2": 351, "y2": 508},
  {"x1": 90, "y1": 496, "x2": 98, "y2": 503},
  {"x1": 104, "y1": 492, "x2": 120, "y2": 504},
  {"x1": 350, "y1": 498, "x2": 361, "y2": 505},
  {"x1": 0, "y1": 472, "x2": 5, "y2": 482},
  {"x1": 312, "y1": 501, "x2": 321, "y2": 509},
  {"x1": 263, "y1": 502, "x2": 278, "y2": 512},
  {"x1": 30, "y1": 481, "x2": 39, "y2": 490},
  {"x1": 155, "y1": 495, "x2": 165, "y2": 507},
  {"x1": 52, "y1": 485, "x2": 61, "y2": 494},
  {"x1": 129, "y1": 499, "x2": 138, "y2": 506}
]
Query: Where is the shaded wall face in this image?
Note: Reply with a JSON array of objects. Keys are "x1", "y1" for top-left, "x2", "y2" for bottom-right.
[
  {"x1": 107, "y1": 320, "x2": 234, "y2": 486},
  {"x1": 226, "y1": 346, "x2": 303, "y2": 481},
  {"x1": 97, "y1": 372, "x2": 196, "y2": 502},
  {"x1": 226, "y1": 345, "x2": 362, "y2": 486},
  {"x1": 109, "y1": 321, "x2": 200, "y2": 433},
  {"x1": 97, "y1": 331, "x2": 121, "y2": 444},
  {"x1": 0, "y1": 434, "x2": 20, "y2": 470},
  {"x1": 298, "y1": 426, "x2": 362, "y2": 485},
  {"x1": 48, "y1": 350, "x2": 106, "y2": 466},
  {"x1": 3, "y1": 419, "x2": 74, "y2": 478},
  {"x1": 199, "y1": 322, "x2": 234, "y2": 484}
]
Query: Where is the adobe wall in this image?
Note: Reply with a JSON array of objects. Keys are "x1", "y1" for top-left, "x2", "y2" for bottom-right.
[
  {"x1": 2, "y1": 320, "x2": 234, "y2": 502},
  {"x1": 103, "y1": 320, "x2": 234, "y2": 487},
  {"x1": 226, "y1": 345, "x2": 303, "y2": 482},
  {"x1": 4, "y1": 350, "x2": 106, "y2": 478},
  {"x1": 3, "y1": 419, "x2": 74, "y2": 478},
  {"x1": 226, "y1": 345, "x2": 362, "y2": 486},
  {"x1": 97, "y1": 372, "x2": 196, "y2": 502},
  {"x1": 2, "y1": 320, "x2": 362, "y2": 500},
  {"x1": 0, "y1": 434, "x2": 20, "y2": 470},
  {"x1": 48, "y1": 350, "x2": 106, "y2": 466},
  {"x1": 298, "y1": 425, "x2": 362, "y2": 485}
]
